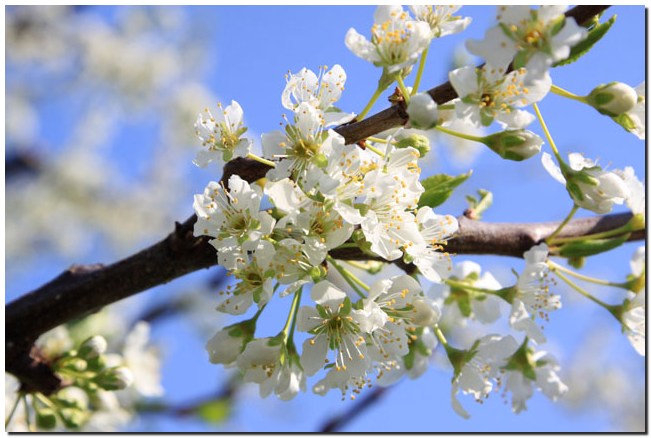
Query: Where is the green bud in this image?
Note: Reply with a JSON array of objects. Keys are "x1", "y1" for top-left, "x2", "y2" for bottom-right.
[
  {"x1": 35, "y1": 408, "x2": 57, "y2": 430},
  {"x1": 58, "y1": 357, "x2": 87, "y2": 372},
  {"x1": 86, "y1": 354, "x2": 107, "y2": 372},
  {"x1": 567, "y1": 257, "x2": 585, "y2": 269},
  {"x1": 483, "y1": 129, "x2": 542, "y2": 161},
  {"x1": 95, "y1": 366, "x2": 134, "y2": 391},
  {"x1": 587, "y1": 82, "x2": 637, "y2": 116},
  {"x1": 396, "y1": 134, "x2": 430, "y2": 157},
  {"x1": 77, "y1": 336, "x2": 108, "y2": 360},
  {"x1": 59, "y1": 408, "x2": 87, "y2": 429}
]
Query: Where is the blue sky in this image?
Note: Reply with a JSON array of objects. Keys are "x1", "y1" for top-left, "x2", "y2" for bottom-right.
[{"x1": 6, "y1": 5, "x2": 646, "y2": 432}]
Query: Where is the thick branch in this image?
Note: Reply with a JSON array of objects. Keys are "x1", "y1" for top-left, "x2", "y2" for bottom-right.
[{"x1": 4, "y1": 5, "x2": 615, "y2": 394}]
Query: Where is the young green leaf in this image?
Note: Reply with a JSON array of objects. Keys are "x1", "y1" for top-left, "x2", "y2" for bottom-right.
[
  {"x1": 418, "y1": 171, "x2": 472, "y2": 208},
  {"x1": 554, "y1": 15, "x2": 616, "y2": 67}
]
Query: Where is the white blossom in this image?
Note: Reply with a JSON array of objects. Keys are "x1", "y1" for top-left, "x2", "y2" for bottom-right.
[
  {"x1": 407, "y1": 92, "x2": 439, "y2": 130},
  {"x1": 452, "y1": 334, "x2": 519, "y2": 418},
  {"x1": 193, "y1": 100, "x2": 251, "y2": 167},
  {"x1": 282, "y1": 64, "x2": 353, "y2": 126},
  {"x1": 509, "y1": 243, "x2": 559, "y2": 344},
  {"x1": 408, "y1": 5, "x2": 471, "y2": 38},
  {"x1": 430, "y1": 261, "x2": 503, "y2": 325},
  {"x1": 345, "y1": 5, "x2": 432, "y2": 73},
  {"x1": 449, "y1": 64, "x2": 551, "y2": 129},
  {"x1": 262, "y1": 103, "x2": 342, "y2": 183},
  {"x1": 235, "y1": 338, "x2": 306, "y2": 400},
  {"x1": 541, "y1": 152, "x2": 630, "y2": 214},
  {"x1": 466, "y1": 6, "x2": 587, "y2": 78},
  {"x1": 502, "y1": 350, "x2": 568, "y2": 413},
  {"x1": 406, "y1": 208, "x2": 458, "y2": 282},
  {"x1": 193, "y1": 175, "x2": 275, "y2": 270},
  {"x1": 622, "y1": 247, "x2": 645, "y2": 356},
  {"x1": 614, "y1": 166, "x2": 645, "y2": 216},
  {"x1": 297, "y1": 281, "x2": 370, "y2": 377},
  {"x1": 122, "y1": 322, "x2": 163, "y2": 397},
  {"x1": 217, "y1": 241, "x2": 276, "y2": 315},
  {"x1": 359, "y1": 148, "x2": 424, "y2": 260}
]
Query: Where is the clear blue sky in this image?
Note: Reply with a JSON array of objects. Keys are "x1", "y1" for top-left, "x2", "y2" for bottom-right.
[{"x1": 6, "y1": 5, "x2": 645, "y2": 432}]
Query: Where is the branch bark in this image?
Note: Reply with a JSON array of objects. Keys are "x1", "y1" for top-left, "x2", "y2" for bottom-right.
[{"x1": 5, "y1": 5, "x2": 616, "y2": 394}]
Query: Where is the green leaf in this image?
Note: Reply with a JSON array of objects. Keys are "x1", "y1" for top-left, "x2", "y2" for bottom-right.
[
  {"x1": 554, "y1": 15, "x2": 617, "y2": 67},
  {"x1": 197, "y1": 399, "x2": 231, "y2": 425},
  {"x1": 559, "y1": 234, "x2": 630, "y2": 258},
  {"x1": 418, "y1": 171, "x2": 472, "y2": 208}
]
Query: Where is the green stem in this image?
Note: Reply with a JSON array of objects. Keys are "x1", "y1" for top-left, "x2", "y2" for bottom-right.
[
  {"x1": 437, "y1": 104, "x2": 455, "y2": 111},
  {"x1": 282, "y1": 287, "x2": 303, "y2": 341},
  {"x1": 358, "y1": 85, "x2": 387, "y2": 121},
  {"x1": 411, "y1": 46, "x2": 429, "y2": 96},
  {"x1": 365, "y1": 143, "x2": 386, "y2": 157},
  {"x1": 551, "y1": 221, "x2": 637, "y2": 244},
  {"x1": 433, "y1": 324, "x2": 448, "y2": 347},
  {"x1": 366, "y1": 136, "x2": 393, "y2": 144},
  {"x1": 246, "y1": 153, "x2": 276, "y2": 168},
  {"x1": 550, "y1": 84, "x2": 588, "y2": 104},
  {"x1": 444, "y1": 278, "x2": 502, "y2": 296},
  {"x1": 327, "y1": 256, "x2": 367, "y2": 298},
  {"x1": 435, "y1": 125, "x2": 486, "y2": 143},
  {"x1": 552, "y1": 269, "x2": 615, "y2": 310},
  {"x1": 546, "y1": 204, "x2": 579, "y2": 244},
  {"x1": 5, "y1": 393, "x2": 22, "y2": 429},
  {"x1": 23, "y1": 395, "x2": 32, "y2": 431},
  {"x1": 547, "y1": 260, "x2": 628, "y2": 289},
  {"x1": 396, "y1": 75, "x2": 411, "y2": 104},
  {"x1": 533, "y1": 103, "x2": 562, "y2": 161},
  {"x1": 332, "y1": 242, "x2": 359, "y2": 251}
]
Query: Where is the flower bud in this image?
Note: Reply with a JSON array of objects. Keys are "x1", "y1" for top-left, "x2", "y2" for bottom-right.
[
  {"x1": 95, "y1": 366, "x2": 134, "y2": 390},
  {"x1": 58, "y1": 357, "x2": 87, "y2": 372},
  {"x1": 59, "y1": 408, "x2": 87, "y2": 429},
  {"x1": 35, "y1": 408, "x2": 57, "y2": 430},
  {"x1": 411, "y1": 299, "x2": 441, "y2": 327},
  {"x1": 407, "y1": 92, "x2": 439, "y2": 129},
  {"x1": 206, "y1": 320, "x2": 255, "y2": 365},
  {"x1": 396, "y1": 134, "x2": 430, "y2": 157},
  {"x1": 483, "y1": 129, "x2": 542, "y2": 161},
  {"x1": 587, "y1": 82, "x2": 638, "y2": 116},
  {"x1": 54, "y1": 387, "x2": 89, "y2": 410},
  {"x1": 77, "y1": 336, "x2": 108, "y2": 360}
]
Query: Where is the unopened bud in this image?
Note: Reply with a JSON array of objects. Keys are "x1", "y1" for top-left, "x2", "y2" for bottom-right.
[
  {"x1": 78, "y1": 336, "x2": 107, "y2": 360},
  {"x1": 59, "y1": 408, "x2": 87, "y2": 429},
  {"x1": 587, "y1": 82, "x2": 638, "y2": 116},
  {"x1": 483, "y1": 129, "x2": 542, "y2": 161},
  {"x1": 55, "y1": 387, "x2": 89, "y2": 410},
  {"x1": 396, "y1": 134, "x2": 430, "y2": 157},
  {"x1": 407, "y1": 92, "x2": 439, "y2": 130},
  {"x1": 411, "y1": 299, "x2": 441, "y2": 327},
  {"x1": 59, "y1": 357, "x2": 87, "y2": 372},
  {"x1": 95, "y1": 366, "x2": 134, "y2": 391},
  {"x1": 35, "y1": 408, "x2": 57, "y2": 430}
]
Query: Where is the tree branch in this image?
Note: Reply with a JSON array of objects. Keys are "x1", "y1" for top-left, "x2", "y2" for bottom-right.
[{"x1": 4, "y1": 5, "x2": 615, "y2": 394}]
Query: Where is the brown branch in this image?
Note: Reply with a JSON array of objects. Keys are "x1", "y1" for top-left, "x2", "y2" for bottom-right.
[{"x1": 4, "y1": 5, "x2": 616, "y2": 394}]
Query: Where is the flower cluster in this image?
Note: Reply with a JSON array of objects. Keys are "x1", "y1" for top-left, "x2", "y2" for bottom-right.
[
  {"x1": 193, "y1": 62, "x2": 460, "y2": 401},
  {"x1": 187, "y1": 4, "x2": 644, "y2": 423}
]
